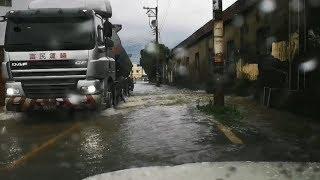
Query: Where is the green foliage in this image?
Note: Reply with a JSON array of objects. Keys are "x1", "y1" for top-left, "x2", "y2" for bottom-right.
[
  {"x1": 232, "y1": 78, "x2": 256, "y2": 96},
  {"x1": 197, "y1": 103, "x2": 243, "y2": 126},
  {"x1": 140, "y1": 43, "x2": 170, "y2": 82}
]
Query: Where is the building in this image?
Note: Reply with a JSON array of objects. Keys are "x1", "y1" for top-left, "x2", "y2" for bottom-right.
[
  {"x1": 170, "y1": 0, "x2": 320, "y2": 112},
  {"x1": 131, "y1": 64, "x2": 146, "y2": 81},
  {"x1": 170, "y1": 20, "x2": 214, "y2": 87},
  {"x1": 169, "y1": 0, "x2": 305, "y2": 87},
  {"x1": 169, "y1": 1, "x2": 246, "y2": 88}
]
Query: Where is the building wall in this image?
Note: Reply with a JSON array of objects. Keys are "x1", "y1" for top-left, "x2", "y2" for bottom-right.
[
  {"x1": 131, "y1": 64, "x2": 146, "y2": 81},
  {"x1": 223, "y1": 0, "x2": 291, "y2": 81},
  {"x1": 172, "y1": 34, "x2": 213, "y2": 86},
  {"x1": 186, "y1": 35, "x2": 213, "y2": 82},
  {"x1": 171, "y1": 0, "x2": 306, "y2": 91}
]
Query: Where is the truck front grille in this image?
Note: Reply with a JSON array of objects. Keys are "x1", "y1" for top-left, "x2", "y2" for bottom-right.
[
  {"x1": 10, "y1": 60, "x2": 88, "y2": 99},
  {"x1": 22, "y1": 80, "x2": 78, "y2": 99}
]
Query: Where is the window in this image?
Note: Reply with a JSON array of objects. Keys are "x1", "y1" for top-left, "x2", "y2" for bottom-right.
[
  {"x1": 186, "y1": 57, "x2": 190, "y2": 68},
  {"x1": 177, "y1": 59, "x2": 181, "y2": 66},
  {"x1": 226, "y1": 41, "x2": 236, "y2": 66},
  {"x1": 256, "y1": 27, "x2": 271, "y2": 55},
  {"x1": 0, "y1": 0, "x2": 12, "y2": 7},
  {"x1": 5, "y1": 17, "x2": 95, "y2": 51},
  {"x1": 208, "y1": 48, "x2": 213, "y2": 65},
  {"x1": 195, "y1": 52, "x2": 200, "y2": 72},
  {"x1": 240, "y1": 23, "x2": 248, "y2": 47},
  {"x1": 95, "y1": 14, "x2": 104, "y2": 46}
]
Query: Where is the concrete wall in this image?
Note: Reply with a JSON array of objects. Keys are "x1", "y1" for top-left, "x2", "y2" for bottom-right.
[
  {"x1": 185, "y1": 35, "x2": 213, "y2": 83},
  {"x1": 132, "y1": 64, "x2": 146, "y2": 81},
  {"x1": 172, "y1": 34, "x2": 213, "y2": 86}
]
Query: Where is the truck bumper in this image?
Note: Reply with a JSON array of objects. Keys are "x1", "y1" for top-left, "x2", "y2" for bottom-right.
[
  {"x1": 5, "y1": 79, "x2": 103, "y2": 112},
  {"x1": 5, "y1": 95, "x2": 102, "y2": 112}
]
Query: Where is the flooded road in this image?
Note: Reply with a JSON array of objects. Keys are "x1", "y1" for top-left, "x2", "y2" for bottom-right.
[{"x1": 0, "y1": 82, "x2": 320, "y2": 180}]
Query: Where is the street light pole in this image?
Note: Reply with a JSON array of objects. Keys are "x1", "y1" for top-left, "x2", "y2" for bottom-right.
[
  {"x1": 155, "y1": 5, "x2": 161, "y2": 87},
  {"x1": 143, "y1": 1, "x2": 161, "y2": 86},
  {"x1": 212, "y1": 0, "x2": 225, "y2": 106},
  {"x1": 155, "y1": 5, "x2": 159, "y2": 44}
]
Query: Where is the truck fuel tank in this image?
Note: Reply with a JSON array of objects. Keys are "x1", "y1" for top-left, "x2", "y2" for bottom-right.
[{"x1": 87, "y1": 57, "x2": 115, "y2": 80}]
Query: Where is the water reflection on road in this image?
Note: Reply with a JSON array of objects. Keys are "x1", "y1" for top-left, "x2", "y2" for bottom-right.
[{"x1": 0, "y1": 82, "x2": 319, "y2": 180}]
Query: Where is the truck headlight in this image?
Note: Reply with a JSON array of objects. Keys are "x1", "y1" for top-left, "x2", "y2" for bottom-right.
[
  {"x1": 6, "y1": 88, "x2": 20, "y2": 96},
  {"x1": 87, "y1": 85, "x2": 96, "y2": 94},
  {"x1": 78, "y1": 80, "x2": 100, "y2": 95},
  {"x1": 80, "y1": 85, "x2": 97, "y2": 94}
]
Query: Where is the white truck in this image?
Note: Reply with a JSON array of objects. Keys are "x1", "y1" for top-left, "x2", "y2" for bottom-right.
[{"x1": 0, "y1": 0, "x2": 133, "y2": 112}]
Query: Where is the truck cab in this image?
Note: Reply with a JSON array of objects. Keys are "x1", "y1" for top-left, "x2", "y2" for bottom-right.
[{"x1": 1, "y1": 0, "x2": 120, "y2": 112}]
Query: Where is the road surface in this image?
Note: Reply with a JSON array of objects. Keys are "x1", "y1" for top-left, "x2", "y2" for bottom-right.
[{"x1": 0, "y1": 82, "x2": 319, "y2": 180}]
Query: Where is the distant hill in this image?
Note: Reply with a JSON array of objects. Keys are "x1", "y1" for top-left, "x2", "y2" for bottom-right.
[{"x1": 122, "y1": 42, "x2": 146, "y2": 65}]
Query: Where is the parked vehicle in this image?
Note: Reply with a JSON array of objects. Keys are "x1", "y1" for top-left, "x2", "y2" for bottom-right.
[
  {"x1": 142, "y1": 75, "x2": 149, "y2": 82},
  {"x1": 0, "y1": 0, "x2": 133, "y2": 112}
]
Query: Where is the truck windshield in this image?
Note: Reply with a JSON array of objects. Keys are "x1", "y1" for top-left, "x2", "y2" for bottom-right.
[{"x1": 4, "y1": 17, "x2": 95, "y2": 52}]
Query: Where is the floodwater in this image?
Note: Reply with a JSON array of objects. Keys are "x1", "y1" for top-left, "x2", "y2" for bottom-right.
[{"x1": 0, "y1": 82, "x2": 319, "y2": 180}]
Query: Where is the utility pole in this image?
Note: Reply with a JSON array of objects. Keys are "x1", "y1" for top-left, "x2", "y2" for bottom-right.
[
  {"x1": 212, "y1": 0, "x2": 225, "y2": 106},
  {"x1": 143, "y1": 0, "x2": 160, "y2": 86}
]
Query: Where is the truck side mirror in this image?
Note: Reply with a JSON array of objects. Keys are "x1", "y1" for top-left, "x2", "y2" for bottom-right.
[
  {"x1": 103, "y1": 21, "x2": 112, "y2": 38},
  {"x1": 105, "y1": 38, "x2": 114, "y2": 48},
  {"x1": 0, "y1": 16, "x2": 6, "y2": 22},
  {"x1": 113, "y1": 24, "x2": 122, "y2": 33},
  {"x1": 98, "y1": 46, "x2": 107, "y2": 53},
  {"x1": 98, "y1": 38, "x2": 113, "y2": 53}
]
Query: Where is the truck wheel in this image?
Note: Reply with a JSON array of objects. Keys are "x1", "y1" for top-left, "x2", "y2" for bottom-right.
[
  {"x1": 105, "y1": 85, "x2": 113, "y2": 108},
  {"x1": 125, "y1": 84, "x2": 130, "y2": 97},
  {"x1": 112, "y1": 84, "x2": 119, "y2": 107},
  {"x1": 120, "y1": 89, "x2": 126, "y2": 102}
]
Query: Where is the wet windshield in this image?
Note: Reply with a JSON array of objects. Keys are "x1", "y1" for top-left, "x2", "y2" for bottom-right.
[{"x1": 4, "y1": 17, "x2": 95, "y2": 51}]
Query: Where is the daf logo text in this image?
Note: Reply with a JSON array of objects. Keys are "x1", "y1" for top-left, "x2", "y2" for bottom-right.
[{"x1": 11, "y1": 62, "x2": 28, "y2": 67}]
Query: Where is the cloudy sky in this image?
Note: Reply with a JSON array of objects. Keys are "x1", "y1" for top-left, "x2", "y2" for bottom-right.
[
  {"x1": 109, "y1": 0, "x2": 237, "y2": 63},
  {"x1": 0, "y1": 0, "x2": 237, "y2": 63}
]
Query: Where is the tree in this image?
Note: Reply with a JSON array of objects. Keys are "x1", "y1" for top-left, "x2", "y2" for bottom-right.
[{"x1": 140, "y1": 43, "x2": 170, "y2": 83}]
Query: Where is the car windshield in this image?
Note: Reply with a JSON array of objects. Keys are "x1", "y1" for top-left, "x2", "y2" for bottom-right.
[{"x1": 4, "y1": 17, "x2": 95, "y2": 51}]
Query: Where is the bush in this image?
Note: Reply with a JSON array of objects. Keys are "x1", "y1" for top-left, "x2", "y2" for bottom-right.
[
  {"x1": 232, "y1": 78, "x2": 256, "y2": 96},
  {"x1": 197, "y1": 103, "x2": 243, "y2": 126}
]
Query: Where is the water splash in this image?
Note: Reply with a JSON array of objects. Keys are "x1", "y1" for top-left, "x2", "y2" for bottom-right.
[
  {"x1": 290, "y1": 0, "x2": 304, "y2": 12},
  {"x1": 259, "y1": 0, "x2": 276, "y2": 13},
  {"x1": 173, "y1": 48, "x2": 188, "y2": 59},
  {"x1": 232, "y1": 15, "x2": 244, "y2": 28},
  {"x1": 299, "y1": 59, "x2": 318, "y2": 73}
]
